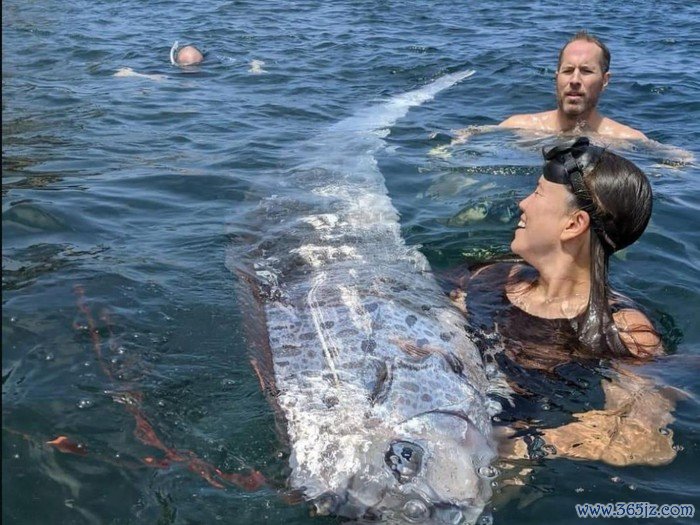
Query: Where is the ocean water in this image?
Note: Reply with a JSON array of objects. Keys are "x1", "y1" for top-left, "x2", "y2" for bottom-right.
[{"x1": 2, "y1": 1, "x2": 699, "y2": 524}]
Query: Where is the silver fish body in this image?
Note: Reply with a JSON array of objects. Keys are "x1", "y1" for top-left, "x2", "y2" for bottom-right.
[{"x1": 230, "y1": 71, "x2": 498, "y2": 524}]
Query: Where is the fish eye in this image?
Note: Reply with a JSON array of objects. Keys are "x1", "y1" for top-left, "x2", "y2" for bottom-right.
[{"x1": 385, "y1": 441, "x2": 424, "y2": 483}]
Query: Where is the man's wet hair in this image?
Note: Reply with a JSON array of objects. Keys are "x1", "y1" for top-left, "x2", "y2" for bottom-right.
[{"x1": 557, "y1": 30, "x2": 611, "y2": 73}]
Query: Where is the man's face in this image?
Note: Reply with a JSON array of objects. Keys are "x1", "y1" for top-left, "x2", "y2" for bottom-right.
[{"x1": 556, "y1": 40, "x2": 610, "y2": 119}]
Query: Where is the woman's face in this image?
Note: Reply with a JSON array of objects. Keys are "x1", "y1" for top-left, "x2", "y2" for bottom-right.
[{"x1": 511, "y1": 176, "x2": 576, "y2": 262}]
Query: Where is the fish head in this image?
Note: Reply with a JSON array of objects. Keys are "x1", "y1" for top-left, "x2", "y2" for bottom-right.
[{"x1": 311, "y1": 410, "x2": 496, "y2": 524}]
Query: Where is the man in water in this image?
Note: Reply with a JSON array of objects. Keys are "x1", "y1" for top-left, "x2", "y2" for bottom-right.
[
  {"x1": 499, "y1": 31, "x2": 646, "y2": 140},
  {"x1": 114, "y1": 42, "x2": 205, "y2": 81},
  {"x1": 172, "y1": 44, "x2": 204, "y2": 66}
]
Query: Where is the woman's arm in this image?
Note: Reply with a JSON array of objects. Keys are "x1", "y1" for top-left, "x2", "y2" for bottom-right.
[{"x1": 500, "y1": 367, "x2": 679, "y2": 467}]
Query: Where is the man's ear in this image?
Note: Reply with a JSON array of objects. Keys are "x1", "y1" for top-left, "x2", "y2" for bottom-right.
[
  {"x1": 602, "y1": 71, "x2": 611, "y2": 88},
  {"x1": 562, "y1": 210, "x2": 590, "y2": 241}
]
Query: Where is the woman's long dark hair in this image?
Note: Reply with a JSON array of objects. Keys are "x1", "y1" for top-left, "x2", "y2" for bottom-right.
[{"x1": 571, "y1": 150, "x2": 654, "y2": 356}]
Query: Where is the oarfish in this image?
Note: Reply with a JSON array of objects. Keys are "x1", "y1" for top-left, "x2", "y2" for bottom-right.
[{"x1": 228, "y1": 70, "x2": 501, "y2": 524}]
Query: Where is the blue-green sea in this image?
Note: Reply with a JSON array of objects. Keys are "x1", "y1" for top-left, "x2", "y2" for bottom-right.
[{"x1": 3, "y1": 1, "x2": 698, "y2": 523}]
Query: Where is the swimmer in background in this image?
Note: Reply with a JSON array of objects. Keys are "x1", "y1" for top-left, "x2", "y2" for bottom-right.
[
  {"x1": 113, "y1": 41, "x2": 205, "y2": 81},
  {"x1": 500, "y1": 31, "x2": 645, "y2": 140},
  {"x1": 447, "y1": 31, "x2": 693, "y2": 164},
  {"x1": 114, "y1": 42, "x2": 265, "y2": 79},
  {"x1": 450, "y1": 137, "x2": 678, "y2": 467},
  {"x1": 170, "y1": 41, "x2": 204, "y2": 67},
  {"x1": 170, "y1": 41, "x2": 266, "y2": 73}
]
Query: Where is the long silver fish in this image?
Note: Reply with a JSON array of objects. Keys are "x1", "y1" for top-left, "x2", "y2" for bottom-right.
[{"x1": 229, "y1": 70, "x2": 500, "y2": 524}]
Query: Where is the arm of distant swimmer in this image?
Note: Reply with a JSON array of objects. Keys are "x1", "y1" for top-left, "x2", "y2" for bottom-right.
[
  {"x1": 499, "y1": 368, "x2": 682, "y2": 466},
  {"x1": 643, "y1": 138, "x2": 696, "y2": 168},
  {"x1": 114, "y1": 67, "x2": 167, "y2": 82},
  {"x1": 426, "y1": 125, "x2": 502, "y2": 158},
  {"x1": 450, "y1": 125, "x2": 502, "y2": 146}
]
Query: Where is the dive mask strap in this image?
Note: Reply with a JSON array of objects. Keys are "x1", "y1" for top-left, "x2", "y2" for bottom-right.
[{"x1": 542, "y1": 137, "x2": 617, "y2": 252}]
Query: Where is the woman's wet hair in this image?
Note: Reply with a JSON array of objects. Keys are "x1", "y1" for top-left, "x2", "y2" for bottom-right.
[{"x1": 558, "y1": 142, "x2": 655, "y2": 356}]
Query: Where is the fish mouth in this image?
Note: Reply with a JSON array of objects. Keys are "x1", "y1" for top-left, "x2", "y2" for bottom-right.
[
  {"x1": 401, "y1": 500, "x2": 467, "y2": 524},
  {"x1": 356, "y1": 499, "x2": 467, "y2": 524}
]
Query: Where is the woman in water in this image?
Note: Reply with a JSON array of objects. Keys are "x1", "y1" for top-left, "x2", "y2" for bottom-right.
[{"x1": 452, "y1": 137, "x2": 677, "y2": 466}]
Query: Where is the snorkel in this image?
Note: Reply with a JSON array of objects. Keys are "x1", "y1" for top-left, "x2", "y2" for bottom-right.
[
  {"x1": 170, "y1": 40, "x2": 179, "y2": 66},
  {"x1": 540, "y1": 137, "x2": 649, "y2": 356}
]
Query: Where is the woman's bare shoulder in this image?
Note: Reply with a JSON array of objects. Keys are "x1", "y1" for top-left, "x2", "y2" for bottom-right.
[
  {"x1": 613, "y1": 308, "x2": 664, "y2": 358},
  {"x1": 470, "y1": 261, "x2": 523, "y2": 276}
]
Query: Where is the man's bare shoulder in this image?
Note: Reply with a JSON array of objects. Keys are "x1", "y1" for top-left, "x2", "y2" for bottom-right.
[
  {"x1": 597, "y1": 117, "x2": 647, "y2": 140},
  {"x1": 499, "y1": 111, "x2": 557, "y2": 131}
]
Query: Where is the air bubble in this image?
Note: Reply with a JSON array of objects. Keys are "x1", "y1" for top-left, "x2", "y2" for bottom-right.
[
  {"x1": 477, "y1": 465, "x2": 499, "y2": 479},
  {"x1": 403, "y1": 499, "x2": 429, "y2": 522},
  {"x1": 77, "y1": 399, "x2": 94, "y2": 409},
  {"x1": 542, "y1": 444, "x2": 557, "y2": 456},
  {"x1": 658, "y1": 427, "x2": 670, "y2": 436},
  {"x1": 477, "y1": 514, "x2": 493, "y2": 525}
]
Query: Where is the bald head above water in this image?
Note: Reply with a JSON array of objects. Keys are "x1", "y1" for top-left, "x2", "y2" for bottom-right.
[{"x1": 175, "y1": 45, "x2": 204, "y2": 66}]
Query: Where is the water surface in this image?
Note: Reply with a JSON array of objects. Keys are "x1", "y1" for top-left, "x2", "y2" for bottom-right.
[{"x1": 3, "y1": 1, "x2": 699, "y2": 523}]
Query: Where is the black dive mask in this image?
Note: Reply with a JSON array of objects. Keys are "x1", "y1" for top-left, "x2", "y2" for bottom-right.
[{"x1": 542, "y1": 137, "x2": 616, "y2": 251}]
